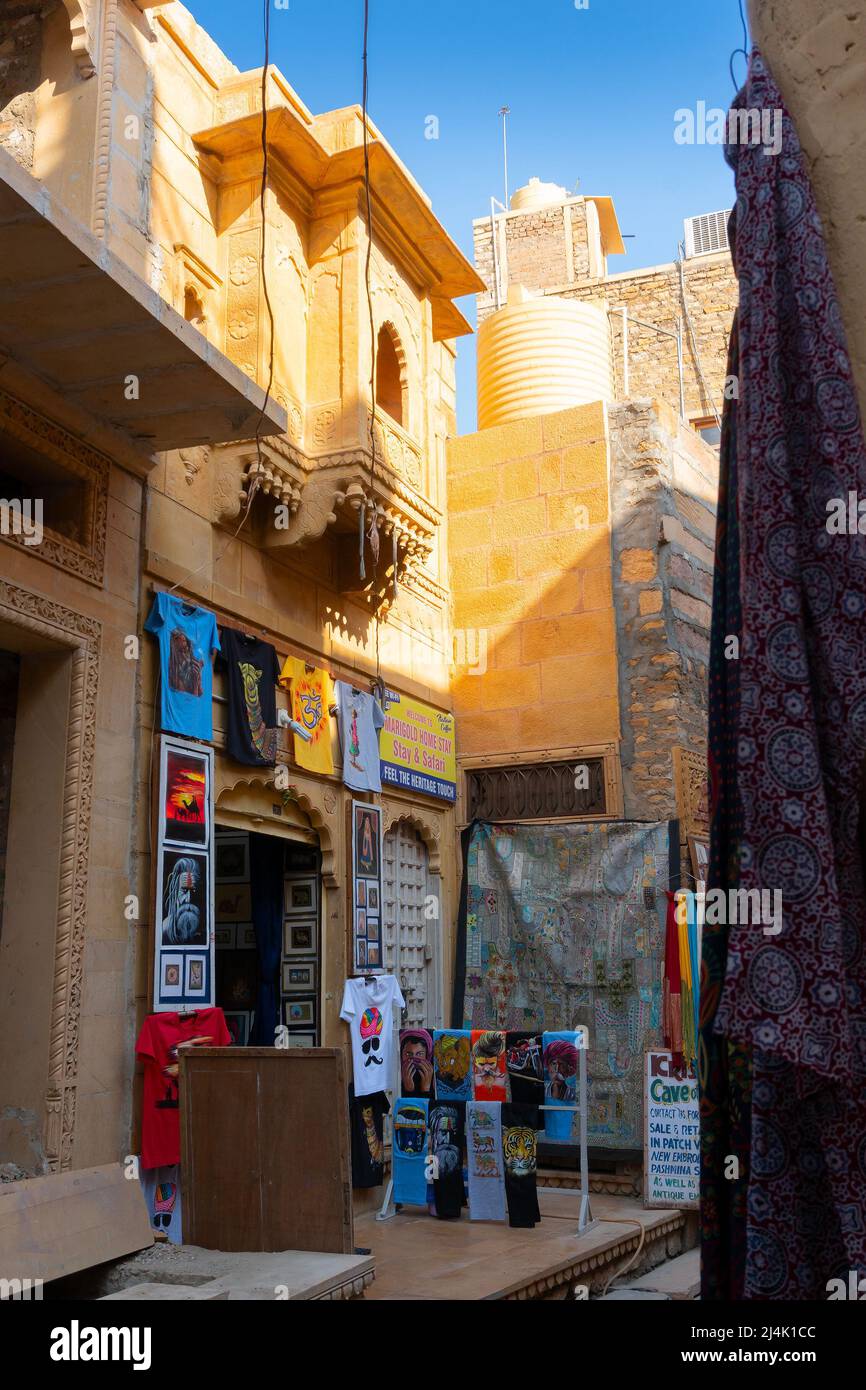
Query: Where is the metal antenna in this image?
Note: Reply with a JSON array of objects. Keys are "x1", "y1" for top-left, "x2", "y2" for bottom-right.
[{"x1": 498, "y1": 105, "x2": 510, "y2": 209}]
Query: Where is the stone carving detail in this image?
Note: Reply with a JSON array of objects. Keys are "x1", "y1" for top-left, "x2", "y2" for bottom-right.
[
  {"x1": 0, "y1": 388, "x2": 109, "y2": 587},
  {"x1": 673, "y1": 745, "x2": 709, "y2": 837},
  {"x1": 313, "y1": 408, "x2": 339, "y2": 448},
  {"x1": 61, "y1": 0, "x2": 96, "y2": 79},
  {"x1": 0, "y1": 580, "x2": 100, "y2": 1171}
]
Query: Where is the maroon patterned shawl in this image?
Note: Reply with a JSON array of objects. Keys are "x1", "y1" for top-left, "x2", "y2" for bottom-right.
[{"x1": 715, "y1": 50, "x2": 866, "y2": 1298}]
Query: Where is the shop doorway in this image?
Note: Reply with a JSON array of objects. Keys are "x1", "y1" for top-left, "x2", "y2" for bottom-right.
[
  {"x1": 382, "y1": 822, "x2": 441, "y2": 1029},
  {"x1": 214, "y1": 827, "x2": 321, "y2": 1047}
]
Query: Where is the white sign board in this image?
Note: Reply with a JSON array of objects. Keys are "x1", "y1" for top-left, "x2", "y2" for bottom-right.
[{"x1": 644, "y1": 1049, "x2": 699, "y2": 1209}]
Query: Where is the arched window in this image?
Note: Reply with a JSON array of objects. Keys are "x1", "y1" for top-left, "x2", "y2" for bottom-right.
[{"x1": 375, "y1": 323, "x2": 405, "y2": 427}]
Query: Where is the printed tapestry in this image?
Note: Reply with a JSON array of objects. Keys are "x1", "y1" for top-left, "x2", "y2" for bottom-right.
[{"x1": 456, "y1": 820, "x2": 674, "y2": 1149}]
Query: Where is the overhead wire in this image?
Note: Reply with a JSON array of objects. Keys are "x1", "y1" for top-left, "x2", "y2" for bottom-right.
[
  {"x1": 166, "y1": 0, "x2": 275, "y2": 597},
  {"x1": 362, "y1": 0, "x2": 383, "y2": 687}
]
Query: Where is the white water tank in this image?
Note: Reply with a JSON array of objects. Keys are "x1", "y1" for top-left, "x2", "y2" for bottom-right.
[
  {"x1": 477, "y1": 287, "x2": 612, "y2": 429},
  {"x1": 509, "y1": 177, "x2": 570, "y2": 211}
]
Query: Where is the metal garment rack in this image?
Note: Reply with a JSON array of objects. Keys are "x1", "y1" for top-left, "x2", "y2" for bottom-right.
[{"x1": 376, "y1": 1025, "x2": 593, "y2": 1235}]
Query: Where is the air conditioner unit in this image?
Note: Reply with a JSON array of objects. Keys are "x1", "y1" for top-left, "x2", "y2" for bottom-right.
[{"x1": 684, "y1": 210, "x2": 732, "y2": 258}]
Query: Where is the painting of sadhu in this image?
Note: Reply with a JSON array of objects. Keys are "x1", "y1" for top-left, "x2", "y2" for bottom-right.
[
  {"x1": 471, "y1": 1030, "x2": 508, "y2": 1101},
  {"x1": 164, "y1": 749, "x2": 208, "y2": 846}
]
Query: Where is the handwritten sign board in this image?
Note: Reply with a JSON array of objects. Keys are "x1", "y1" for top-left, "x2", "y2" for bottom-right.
[{"x1": 644, "y1": 1050, "x2": 699, "y2": 1209}]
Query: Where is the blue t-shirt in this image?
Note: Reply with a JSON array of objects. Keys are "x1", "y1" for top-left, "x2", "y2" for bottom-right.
[{"x1": 145, "y1": 593, "x2": 220, "y2": 740}]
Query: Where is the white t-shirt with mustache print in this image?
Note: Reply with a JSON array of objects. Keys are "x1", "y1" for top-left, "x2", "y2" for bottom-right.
[{"x1": 340, "y1": 973, "x2": 405, "y2": 1097}]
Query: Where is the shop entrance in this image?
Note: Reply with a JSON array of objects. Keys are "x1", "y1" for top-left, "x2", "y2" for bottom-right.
[
  {"x1": 214, "y1": 827, "x2": 321, "y2": 1047},
  {"x1": 382, "y1": 822, "x2": 441, "y2": 1029}
]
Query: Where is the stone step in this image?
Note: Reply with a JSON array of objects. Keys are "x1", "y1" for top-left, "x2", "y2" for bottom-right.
[{"x1": 617, "y1": 1246, "x2": 701, "y2": 1300}]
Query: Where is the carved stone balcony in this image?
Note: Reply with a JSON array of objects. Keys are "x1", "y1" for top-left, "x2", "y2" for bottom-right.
[{"x1": 215, "y1": 413, "x2": 439, "y2": 609}]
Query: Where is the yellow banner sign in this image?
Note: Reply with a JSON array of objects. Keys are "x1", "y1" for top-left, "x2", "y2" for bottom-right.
[{"x1": 380, "y1": 692, "x2": 456, "y2": 802}]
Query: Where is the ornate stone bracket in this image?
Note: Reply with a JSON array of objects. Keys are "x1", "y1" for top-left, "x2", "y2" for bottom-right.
[{"x1": 61, "y1": 0, "x2": 96, "y2": 79}]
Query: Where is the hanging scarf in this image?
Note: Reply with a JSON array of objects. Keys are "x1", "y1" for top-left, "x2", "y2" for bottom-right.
[
  {"x1": 706, "y1": 49, "x2": 866, "y2": 1299},
  {"x1": 662, "y1": 891, "x2": 683, "y2": 1069}
]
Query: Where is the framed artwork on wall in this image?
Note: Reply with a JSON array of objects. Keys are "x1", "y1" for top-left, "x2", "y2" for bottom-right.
[
  {"x1": 281, "y1": 960, "x2": 316, "y2": 994},
  {"x1": 350, "y1": 799, "x2": 383, "y2": 976},
  {"x1": 215, "y1": 834, "x2": 249, "y2": 883},
  {"x1": 283, "y1": 919, "x2": 317, "y2": 957},
  {"x1": 153, "y1": 737, "x2": 215, "y2": 1012},
  {"x1": 216, "y1": 882, "x2": 252, "y2": 922},
  {"x1": 283, "y1": 877, "x2": 317, "y2": 917}
]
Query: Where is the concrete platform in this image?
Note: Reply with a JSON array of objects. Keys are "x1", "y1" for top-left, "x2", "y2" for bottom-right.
[
  {"x1": 93, "y1": 1246, "x2": 375, "y2": 1302},
  {"x1": 356, "y1": 1189, "x2": 691, "y2": 1301}
]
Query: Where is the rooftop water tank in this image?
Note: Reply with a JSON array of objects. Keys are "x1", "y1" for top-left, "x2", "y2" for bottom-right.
[
  {"x1": 509, "y1": 177, "x2": 570, "y2": 211},
  {"x1": 477, "y1": 286, "x2": 612, "y2": 429}
]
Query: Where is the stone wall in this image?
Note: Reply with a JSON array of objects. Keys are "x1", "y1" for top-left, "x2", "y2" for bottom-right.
[
  {"x1": 447, "y1": 401, "x2": 620, "y2": 761},
  {"x1": 0, "y1": 0, "x2": 50, "y2": 169},
  {"x1": 608, "y1": 398, "x2": 717, "y2": 820},
  {"x1": 473, "y1": 197, "x2": 595, "y2": 322},
  {"x1": 748, "y1": 0, "x2": 866, "y2": 456}
]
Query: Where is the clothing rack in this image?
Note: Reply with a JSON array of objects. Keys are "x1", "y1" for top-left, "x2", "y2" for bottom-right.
[{"x1": 376, "y1": 1023, "x2": 593, "y2": 1236}]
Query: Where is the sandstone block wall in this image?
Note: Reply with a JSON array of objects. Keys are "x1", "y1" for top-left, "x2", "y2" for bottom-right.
[{"x1": 608, "y1": 399, "x2": 718, "y2": 821}]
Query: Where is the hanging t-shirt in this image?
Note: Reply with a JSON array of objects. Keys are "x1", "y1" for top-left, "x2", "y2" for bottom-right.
[
  {"x1": 135, "y1": 1008, "x2": 231, "y2": 1169},
  {"x1": 335, "y1": 680, "x2": 384, "y2": 793},
  {"x1": 339, "y1": 974, "x2": 405, "y2": 1097},
  {"x1": 466, "y1": 1101, "x2": 506, "y2": 1222},
  {"x1": 279, "y1": 657, "x2": 334, "y2": 775},
  {"x1": 392, "y1": 1098, "x2": 429, "y2": 1206},
  {"x1": 145, "y1": 593, "x2": 220, "y2": 740},
  {"x1": 399, "y1": 1028, "x2": 435, "y2": 1099},
  {"x1": 349, "y1": 1084, "x2": 390, "y2": 1189},
  {"x1": 427, "y1": 1101, "x2": 465, "y2": 1220},
  {"x1": 501, "y1": 1103, "x2": 542, "y2": 1229},
  {"x1": 139, "y1": 1165, "x2": 183, "y2": 1244},
  {"x1": 433, "y1": 1029, "x2": 472, "y2": 1102},
  {"x1": 218, "y1": 628, "x2": 280, "y2": 766},
  {"x1": 505, "y1": 1031, "x2": 544, "y2": 1105},
  {"x1": 471, "y1": 1029, "x2": 508, "y2": 1102},
  {"x1": 542, "y1": 1031, "x2": 580, "y2": 1142}
]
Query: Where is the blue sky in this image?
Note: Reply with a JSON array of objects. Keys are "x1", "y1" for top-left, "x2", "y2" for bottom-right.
[{"x1": 186, "y1": 0, "x2": 748, "y2": 432}]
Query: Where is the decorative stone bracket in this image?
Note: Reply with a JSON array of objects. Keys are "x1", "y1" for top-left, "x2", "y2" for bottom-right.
[
  {"x1": 61, "y1": 0, "x2": 96, "y2": 78},
  {"x1": 215, "y1": 431, "x2": 438, "y2": 610}
]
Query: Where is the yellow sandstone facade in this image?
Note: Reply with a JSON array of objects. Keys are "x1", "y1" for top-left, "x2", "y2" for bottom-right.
[{"x1": 0, "y1": 0, "x2": 479, "y2": 1183}]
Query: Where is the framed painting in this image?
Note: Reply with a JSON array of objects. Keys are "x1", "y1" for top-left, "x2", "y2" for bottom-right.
[
  {"x1": 283, "y1": 918, "x2": 317, "y2": 957},
  {"x1": 216, "y1": 882, "x2": 252, "y2": 923},
  {"x1": 284, "y1": 876, "x2": 317, "y2": 917},
  {"x1": 215, "y1": 834, "x2": 249, "y2": 883},
  {"x1": 281, "y1": 960, "x2": 316, "y2": 994},
  {"x1": 153, "y1": 736, "x2": 215, "y2": 1012}
]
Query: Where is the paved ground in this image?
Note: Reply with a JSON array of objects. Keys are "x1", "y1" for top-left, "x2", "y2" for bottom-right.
[{"x1": 356, "y1": 1189, "x2": 690, "y2": 1300}]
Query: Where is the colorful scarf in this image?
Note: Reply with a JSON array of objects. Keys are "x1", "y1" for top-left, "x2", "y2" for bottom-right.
[{"x1": 703, "y1": 49, "x2": 866, "y2": 1299}]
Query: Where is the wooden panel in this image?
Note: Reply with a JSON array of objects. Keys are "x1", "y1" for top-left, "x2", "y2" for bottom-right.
[
  {"x1": 0, "y1": 1163, "x2": 153, "y2": 1286},
  {"x1": 180, "y1": 1048, "x2": 352, "y2": 1254}
]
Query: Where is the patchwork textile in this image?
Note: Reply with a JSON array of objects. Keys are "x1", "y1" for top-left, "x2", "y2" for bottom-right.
[{"x1": 457, "y1": 820, "x2": 673, "y2": 1148}]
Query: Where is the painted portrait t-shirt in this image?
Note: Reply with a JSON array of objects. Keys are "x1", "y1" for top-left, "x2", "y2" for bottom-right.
[
  {"x1": 399, "y1": 1028, "x2": 435, "y2": 1098},
  {"x1": 501, "y1": 1102, "x2": 542, "y2": 1229},
  {"x1": 349, "y1": 1084, "x2": 390, "y2": 1189},
  {"x1": 218, "y1": 627, "x2": 280, "y2": 767},
  {"x1": 135, "y1": 1008, "x2": 231, "y2": 1169},
  {"x1": 505, "y1": 1031, "x2": 544, "y2": 1106},
  {"x1": 340, "y1": 974, "x2": 405, "y2": 1097},
  {"x1": 432, "y1": 1029, "x2": 472, "y2": 1102},
  {"x1": 145, "y1": 593, "x2": 220, "y2": 740},
  {"x1": 335, "y1": 680, "x2": 384, "y2": 793},
  {"x1": 542, "y1": 1030, "x2": 580, "y2": 1142},
  {"x1": 427, "y1": 1100, "x2": 466, "y2": 1220},
  {"x1": 471, "y1": 1030, "x2": 508, "y2": 1102}
]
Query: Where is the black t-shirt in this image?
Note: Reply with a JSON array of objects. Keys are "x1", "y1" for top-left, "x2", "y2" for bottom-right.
[
  {"x1": 219, "y1": 628, "x2": 280, "y2": 766},
  {"x1": 349, "y1": 1085, "x2": 390, "y2": 1189},
  {"x1": 428, "y1": 1100, "x2": 466, "y2": 1219},
  {"x1": 505, "y1": 1031, "x2": 544, "y2": 1105},
  {"x1": 501, "y1": 1103, "x2": 541, "y2": 1228}
]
